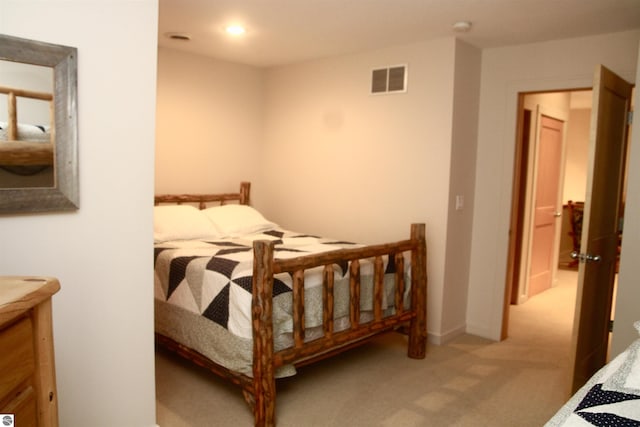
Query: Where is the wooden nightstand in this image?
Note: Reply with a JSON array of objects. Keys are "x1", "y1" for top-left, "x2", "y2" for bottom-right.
[{"x1": 0, "y1": 277, "x2": 60, "y2": 427}]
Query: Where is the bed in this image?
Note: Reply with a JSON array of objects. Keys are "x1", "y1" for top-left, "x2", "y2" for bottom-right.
[
  {"x1": 545, "y1": 321, "x2": 640, "y2": 426},
  {"x1": 0, "y1": 85, "x2": 54, "y2": 188},
  {"x1": 154, "y1": 182, "x2": 427, "y2": 426}
]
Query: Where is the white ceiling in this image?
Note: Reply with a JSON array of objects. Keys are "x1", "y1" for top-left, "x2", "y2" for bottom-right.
[{"x1": 158, "y1": 0, "x2": 640, "y2": 68}]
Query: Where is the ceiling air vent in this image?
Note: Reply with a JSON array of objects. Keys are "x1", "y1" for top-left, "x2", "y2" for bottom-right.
[{"x1": 371, "y1": 64, "x2": 407, "y2": 95}]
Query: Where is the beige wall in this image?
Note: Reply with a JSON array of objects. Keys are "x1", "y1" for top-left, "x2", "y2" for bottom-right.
[
  {"x1": 0, "y1": 1, "x2": 158, "y2": 426},
  {"x1": 441, "y1": 40, "x2": 481, "y2": 339},
  {"x1": 612, "y1": 43, "x2": 640, "y2": 356},
  {"x1": 155, "y1": 47, "x2": 264, "y2": 195},
  {"x1": 563, "y1": 108, "x2": 590, "y2": 203},
  {"x1": 260, "y1": 37, "x2": 482, "y2": 342},
  {"x1": 468, "y1": 30, "x2": 640, "y2": 348},
  {"x1": 260, "y1": 37, "x2": 454, "y2": 242}
]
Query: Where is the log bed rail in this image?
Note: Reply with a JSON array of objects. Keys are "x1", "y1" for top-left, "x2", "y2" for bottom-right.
[
  {"x1": 154, "y1": 181, "x2": 250, "y2": 208},
  {"x1": 154, "y1": 182, "x2": 427, "y2": 427},
  {"x1": 0, "y1": 85, "x2": 54, "y2": 166}
]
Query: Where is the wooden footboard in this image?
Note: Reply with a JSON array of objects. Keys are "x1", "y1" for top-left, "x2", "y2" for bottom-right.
[{"x1": 250, "y1": 223, "x2": 427, "y2": 427}]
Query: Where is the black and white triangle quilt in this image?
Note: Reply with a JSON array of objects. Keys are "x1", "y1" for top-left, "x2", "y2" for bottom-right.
[
  {"x1": 154, "y1": 228, "x2": 399, "y2": 340},
  {"x1": 546, "y1": 322, "x2": 640, "y2": 426}
]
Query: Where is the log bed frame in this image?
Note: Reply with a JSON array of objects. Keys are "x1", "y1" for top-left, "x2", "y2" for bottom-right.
[
  {"x1": 154, "y1": 182, "x2": 428, "y2": 427},
  {"x1": 0, "y1": 85, "x2": 54, "y2": 166}
]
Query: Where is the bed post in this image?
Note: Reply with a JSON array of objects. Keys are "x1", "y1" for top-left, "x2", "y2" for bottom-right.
[
  {"x1": 408, "y1": 223, "x2": 427, "y2": 359},
  {"x1": 240, "y1": 182, "x2": 251, "y2": 205},
  {"x1": 252, "y1": 240, "x2": 276, "y2": 427}
]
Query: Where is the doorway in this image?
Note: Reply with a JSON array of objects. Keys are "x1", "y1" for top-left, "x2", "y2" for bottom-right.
[
  {"x1": 503, "y1": 84, "x2": 631, "y2": 383},
  {"x1": 508, "y1": 90, "x2": 591, "y2": 307}
]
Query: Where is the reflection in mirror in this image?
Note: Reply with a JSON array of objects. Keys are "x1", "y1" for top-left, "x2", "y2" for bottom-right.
[
  {"x1": 0, "y1": 60, "x2": 55, "y2": 188},
  {"x1": 0, "y1": 34, "x2": 78, "y2": 214}
]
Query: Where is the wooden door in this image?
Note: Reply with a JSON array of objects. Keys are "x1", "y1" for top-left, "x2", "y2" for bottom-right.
[
  {"x1": 528, "y1": 116, "x2": 564, "y2": 297},
  {"x1": 569, "y1": 65, "x2": 632, "y2": 392}
]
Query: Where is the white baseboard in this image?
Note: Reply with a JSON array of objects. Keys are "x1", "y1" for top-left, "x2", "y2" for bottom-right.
[{"x1": 428, "y1": 324, "x2": 466, "y2": 345}]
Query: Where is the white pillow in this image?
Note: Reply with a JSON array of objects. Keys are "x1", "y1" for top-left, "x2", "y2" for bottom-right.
[
  {"x1": 203, "y1": 205, "x2": 277, "y2": 237},
  {"x1": 0, "y1": 121, "x2": 50, "y2": 142},
  {"x1": 154, "y1": 205, "x2": 222, "y2": 242}
]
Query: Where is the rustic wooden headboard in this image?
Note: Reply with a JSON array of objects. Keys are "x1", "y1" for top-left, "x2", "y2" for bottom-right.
[{"x1": 154, "y1": 182, "x2": 250, "y2": 209}]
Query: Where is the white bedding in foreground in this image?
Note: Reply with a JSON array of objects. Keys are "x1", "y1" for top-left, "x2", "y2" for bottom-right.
[{"x1": 545, "y1": 321, "x2": 640, "y2": 427}]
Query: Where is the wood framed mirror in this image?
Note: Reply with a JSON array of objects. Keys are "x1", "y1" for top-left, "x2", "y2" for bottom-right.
[{"x1": 0, "y1": 34, "x2": 78, "y2": 214}]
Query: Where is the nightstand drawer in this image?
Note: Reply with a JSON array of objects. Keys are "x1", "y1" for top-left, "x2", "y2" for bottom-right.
[{"x1": 0, "y1": 317, "x2": 36, "y2": 399}]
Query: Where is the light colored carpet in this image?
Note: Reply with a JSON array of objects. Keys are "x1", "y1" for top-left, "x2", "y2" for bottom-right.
[{"x1": 156, "y1": 270, "x2": 577, "y2": 426}]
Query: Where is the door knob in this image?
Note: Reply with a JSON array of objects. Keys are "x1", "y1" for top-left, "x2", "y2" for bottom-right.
[
  {"x1": 554, "y1": 212, "x2": 562, "y2": 217},
  {"x1": 570, "y1": 251, "x2": 602, "y2": 263}
]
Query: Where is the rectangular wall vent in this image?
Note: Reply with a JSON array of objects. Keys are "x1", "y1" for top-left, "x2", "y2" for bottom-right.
[{"x1": 371, "y1": 64, "x2": 407, "y2": 94}]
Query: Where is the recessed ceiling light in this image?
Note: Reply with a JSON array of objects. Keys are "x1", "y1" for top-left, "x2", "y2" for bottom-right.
[
  {"x1": 225, "y1": 25, "x2": 246, "y2": 36},
  {"x1": 165, "y1": 32, "x2": 192, "y2": 41},
  {"x1": 452, "y1": 21, "x2": 472, "y2": 33}
]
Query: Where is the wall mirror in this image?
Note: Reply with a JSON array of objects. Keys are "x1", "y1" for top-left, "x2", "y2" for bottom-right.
[{"x1": 0, "y1": 34, "x2": 78, "y2": 214}]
